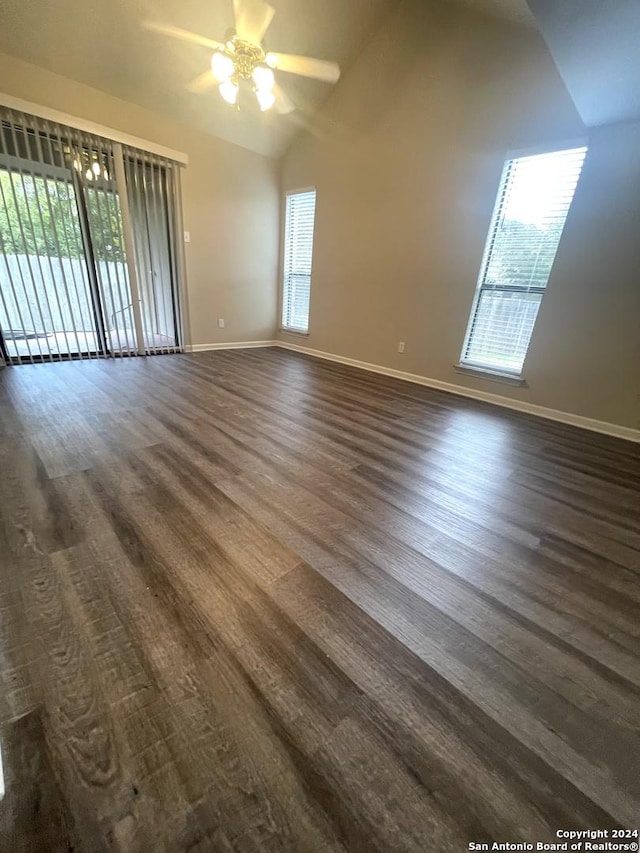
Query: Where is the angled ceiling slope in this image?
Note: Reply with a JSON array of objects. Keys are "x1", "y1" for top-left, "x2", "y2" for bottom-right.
[
  {"x1": 527, "y1": 0, "x2": 640, "y2": 127},
  {"x1": 0, "y1": 0, "x2": 398, "y2": 157},
  {"x1": 452, "y1": 0, "x2": 536, "y2": 28}
]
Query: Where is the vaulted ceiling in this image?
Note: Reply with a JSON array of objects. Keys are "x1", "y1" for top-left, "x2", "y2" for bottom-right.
[
  {"x1": 0, "y1": 0, "x2": 398, "y2": 157},
  {"x1": 452, "y1": 0, "x2": 535, "y2": 28},
  {"x1": 0, "y1": 0, "x2": 537, "y2": 157},
  {"x1": 527, "y1": 0, "x2": 640, "y2": 127}
]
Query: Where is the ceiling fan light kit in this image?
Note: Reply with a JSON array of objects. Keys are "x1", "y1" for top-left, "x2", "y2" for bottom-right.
[
  {"x1": 210, "y1": 34, "x2": 276, "y2": 111},
  {"x1": 219, "y1": 77, "x2": 239, "y2": 105},
  {"x1": 211, "y1": 51, "x2": 234, "y2": 82},
  {"x1": 143, "y1": 0, "x2": 341, "y2": 115}
]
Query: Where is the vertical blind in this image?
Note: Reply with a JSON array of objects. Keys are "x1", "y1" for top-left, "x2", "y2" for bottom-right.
[
  {"x1": 282, "y1": 189, "x2": 316, "y2": 333},
  {"x1": 123, "y1": 146, "x2": 184, "y2": 355},
  {"x1": 0, "y1": 106, "x2": 185, "y2": 364},
  {"x1": 461, "y1": 146, "x2": 587, "y2": 374}
]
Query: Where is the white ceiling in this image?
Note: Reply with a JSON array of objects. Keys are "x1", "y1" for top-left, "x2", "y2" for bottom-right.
[
  {"x1": 0, "y1": 0, "x2": 537, "y2": 157},
  {"x1": 452, "y1": 0, "x2": 536, "y2": 28},
  {"x1": 527, "y1": 0, "x2": 640, "y2": 127},
  {"x1": 0, "y1": 0, "x2": 399, "y2": 157}
]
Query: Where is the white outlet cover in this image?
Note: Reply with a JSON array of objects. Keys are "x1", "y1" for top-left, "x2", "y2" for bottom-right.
[{"x1": 183, "y1": 231, "x2": 190, "y2": 243}]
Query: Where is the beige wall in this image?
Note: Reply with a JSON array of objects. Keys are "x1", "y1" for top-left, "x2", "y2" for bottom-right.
[
  {"x1": 0, "y1": 52, "x2": 280, "y2": 347},
  {"x1": 524, "y1": 120, "x2": 640, "y2": 430},
  {"x1": 279, "y1": 0, "x2": 640, "y2": 430}
]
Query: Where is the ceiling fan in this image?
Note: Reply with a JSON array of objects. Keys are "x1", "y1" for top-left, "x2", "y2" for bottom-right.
[{"x1": 144, "y1": 0, "x2": 341, "y2": 114}]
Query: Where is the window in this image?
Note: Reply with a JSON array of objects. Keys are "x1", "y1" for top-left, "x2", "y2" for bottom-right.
[
  {"x1": 460, "y1": 146, "x2": 587, "y2": 375},
  {"x1": 282, "y1": 189, "x2": 316, "y2": 333}
]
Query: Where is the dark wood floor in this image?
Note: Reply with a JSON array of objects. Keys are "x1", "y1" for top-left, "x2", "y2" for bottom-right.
[{"x1": 0, "y1": 348, "x2": 639, "y2": 852}]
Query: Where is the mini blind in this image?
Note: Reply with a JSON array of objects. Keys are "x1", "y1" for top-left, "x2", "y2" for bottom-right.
[
  {"x1": 461, "y1": 146, "x2": 587, "y2": 375},
  {"x1": 282, "y1": 189, "x2": 316, "y2": 333}
]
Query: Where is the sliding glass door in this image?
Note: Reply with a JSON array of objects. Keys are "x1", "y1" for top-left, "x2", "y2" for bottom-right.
[
  {"x1": 0, "y1": 125, "x2": 105, "y2": 361},
  {"x1": 0, "y1": 107, "x2": 184, "y2": 364}
]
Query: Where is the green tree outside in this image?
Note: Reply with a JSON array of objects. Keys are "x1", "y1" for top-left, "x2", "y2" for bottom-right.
[{"x1": 0, "y1": 169, "x2": 125, "y2": 263}]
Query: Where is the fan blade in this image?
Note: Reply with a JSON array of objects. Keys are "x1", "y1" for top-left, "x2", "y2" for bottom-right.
[
  {"x1": 273, "y1": 84, "x2": 295, "y2": 115},
  {"x1": 142, "y1": 21, "x2": 224, "y2": 52},
  {"x1": 233, "y1": 0, "x2": 275, "y2": 43},
  {"x1": 186, "y1": 70, "x2": 217, "y2": 94},
  {"x1": 266, "y1": 52, "x2": 340, "y2": 84}
]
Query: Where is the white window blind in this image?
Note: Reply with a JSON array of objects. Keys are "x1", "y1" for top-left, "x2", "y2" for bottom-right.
[
  {"x1": 461, "y1": 146, "x2": 587, "y2": 375},
  {"x1": 282, "y1": 189, "x2": 316, "y2": 333}
]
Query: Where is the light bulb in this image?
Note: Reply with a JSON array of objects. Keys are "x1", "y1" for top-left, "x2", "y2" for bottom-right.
[
  {"x1": 92, "y1": 161, "x2": 101, "y2": 176},
  {"x1": 252, "y1": 65, "x2": 274, "y2": 92},
  {"x1": 73, "y1": 158, "x2": 81, "y2": 172},
  {"x1": 219, "y1": 79, "x2": 239, "y2": 105},
  {"x1": 256, "y1": 88, "x2": 276, "y2": 111},
  {"x1": 211, "y1": 51, "x2": 234, "y2": 82},
  {"x1": 265, "y1": 53, "x2": 277, "y2": 69},
  {"x1": 85, "y1": 168, "x2": 93, "y2": 181},
  {"x1": 103, "y1": 169, "x2": 109, "y2": 180}
]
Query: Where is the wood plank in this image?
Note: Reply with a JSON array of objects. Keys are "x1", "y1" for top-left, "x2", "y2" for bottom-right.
[{"x1": 0, "y1": 347, "x2": 638, "y2": 850}]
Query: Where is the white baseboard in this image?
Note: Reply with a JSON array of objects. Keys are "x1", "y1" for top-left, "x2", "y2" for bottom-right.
[
  {"x1": 186, "y1": 340, "x2": 276, "y2": 352},
  {"x1": 275, "y1": 340, "x2": 640, "y2": 443},
  {"x1": 183, "y1": 338, "x2": 639, "y2": 442}
]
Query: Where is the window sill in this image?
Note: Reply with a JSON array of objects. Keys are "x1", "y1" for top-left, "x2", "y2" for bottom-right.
[
  {"x1": 454, "y1": 363, "x2": 527, "y2": 387},
  {"x1": 279, "y1": 328, "x2": 309, "y2": 337}
]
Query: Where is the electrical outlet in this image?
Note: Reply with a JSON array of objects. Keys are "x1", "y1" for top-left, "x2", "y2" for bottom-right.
[
  {"x1": 398, "y1": 341, "x2": 405, "y2": 353},
  {"x1": 218, "y1": 318, "x2": 225, "y2": 329},
  {"x1": 183, "y1": 231, "x2": 190, "y2": 243}
]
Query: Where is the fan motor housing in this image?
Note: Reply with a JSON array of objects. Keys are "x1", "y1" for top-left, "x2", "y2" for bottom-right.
[{"x1": 225, "y1": 30, "x2": 266, "y2": 78}]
